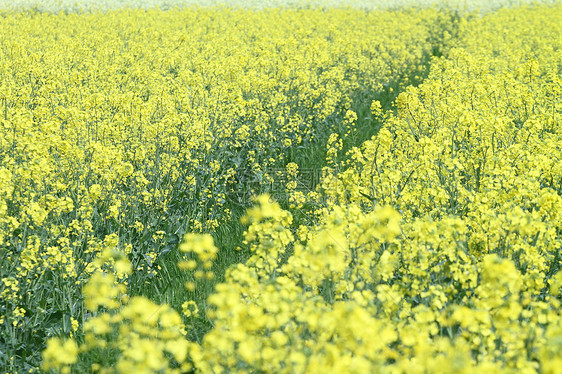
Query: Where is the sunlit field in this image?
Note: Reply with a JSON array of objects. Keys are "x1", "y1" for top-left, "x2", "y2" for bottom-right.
[{"x1": 0, "y1": 0, "x2": 561, "y2": 373}]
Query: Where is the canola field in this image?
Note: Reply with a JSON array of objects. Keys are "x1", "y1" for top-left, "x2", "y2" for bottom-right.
[{"x1": 0, "y1": 1, "x2": 561, "y2": 373}]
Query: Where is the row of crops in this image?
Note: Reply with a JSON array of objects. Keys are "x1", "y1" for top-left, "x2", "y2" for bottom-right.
[{"x1": 0, "y1": 1, "x2": 561, "y2": 373}]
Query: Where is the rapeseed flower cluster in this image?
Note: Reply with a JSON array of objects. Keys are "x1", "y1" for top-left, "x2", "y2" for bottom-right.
[
  {"x1": 260, "y1": 3, "x2": 561, "y2": 372},
  {"x1": 0, "y1": 6, "x2": 443, "y2": 370},
  {"x1": 113, "y1": 3, "x2": 559, "y2": 373},
  {"x1": 41, "y1": 244, "x2": 194, "y2": 373}
]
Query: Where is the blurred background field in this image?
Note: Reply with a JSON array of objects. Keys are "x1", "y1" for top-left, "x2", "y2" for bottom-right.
[{"x1": 0, "y1": 0, "x2": 558, "y2": 12}]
